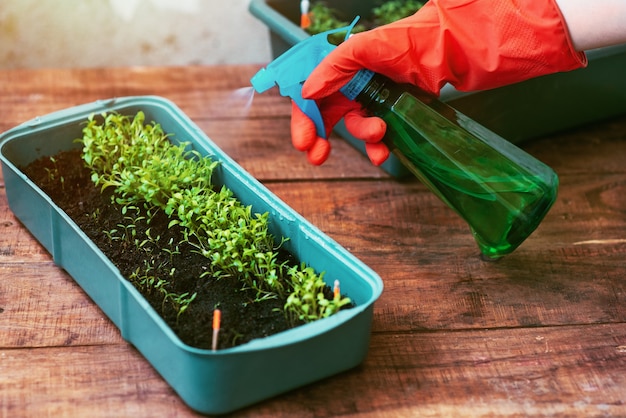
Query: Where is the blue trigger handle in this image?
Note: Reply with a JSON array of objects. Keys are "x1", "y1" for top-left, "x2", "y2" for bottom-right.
[{"x1": 250, "y1": 17, "x2": 362, "y2": 139}]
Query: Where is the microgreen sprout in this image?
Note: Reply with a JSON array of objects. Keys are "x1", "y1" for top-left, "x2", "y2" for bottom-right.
[{"x1": 44, "y1": 156, "x2": 66, "y2": 191}]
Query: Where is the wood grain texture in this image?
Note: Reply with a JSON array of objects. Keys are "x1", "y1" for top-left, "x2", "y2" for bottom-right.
[
  {"x1": 1, "y1": 65, "x2": 626, "y2": 417},
  {"x1": 232, "y1": 324, "x2": 626, "y2": 417}
]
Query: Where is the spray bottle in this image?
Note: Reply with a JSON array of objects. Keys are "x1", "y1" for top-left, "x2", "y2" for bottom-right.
[{"x1": 250, "y1": 19, "x2": 558, "y2": 259}]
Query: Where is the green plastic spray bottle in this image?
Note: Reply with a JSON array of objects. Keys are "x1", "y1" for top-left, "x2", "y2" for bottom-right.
[{"x1": 251, "y1": 19, "x2": 558, "y2": 259}]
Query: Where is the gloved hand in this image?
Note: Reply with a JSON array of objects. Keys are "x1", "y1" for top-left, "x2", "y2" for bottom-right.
[
  {"x1": 292, "y1": 0, "x2": 587, "y2": 166},
  {"x1": 290, "y1": 94, "x2": 389, "y2": 165}
]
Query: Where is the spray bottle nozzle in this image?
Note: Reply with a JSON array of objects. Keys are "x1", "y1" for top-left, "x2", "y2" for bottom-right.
[{"x1": 250, "y1": 17, "x2": 361, "y2": 139}]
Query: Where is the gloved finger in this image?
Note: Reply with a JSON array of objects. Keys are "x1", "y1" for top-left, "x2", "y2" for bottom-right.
[
  {"x1": 316, "y1": 92, "x2": 364, "y2": 133},
  {"x1": 306, "y1": 137, "x2": 331, "y2": 166},
  {"x1": 291, "y1": 101, "x2": 331, "y2": 165},
  {"x1": 365, "y1": 141, "x2": 391, "y2": 166},
  {"x1": 290, "y1": 101, "x2": 318, "y2": 152},
  {"x1": 291, "y1": 91, "x2": 386, "y2": 165},
  {"x1": 292, "y1": 94, "x2": 358, "y2": 147},
  {"x1": 343, "y1": 109, "x2": 386, "y2": 143}
]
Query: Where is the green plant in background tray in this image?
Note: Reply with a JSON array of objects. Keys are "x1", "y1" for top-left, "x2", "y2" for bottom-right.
[{"x1": 306, "y1": 0, "x2": 425, "y2": 44}]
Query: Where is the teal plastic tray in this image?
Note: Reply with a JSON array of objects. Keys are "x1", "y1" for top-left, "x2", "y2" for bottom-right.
[
  {"x1": 250, "y1": 0, "x2": 626, "y2": 175},
  {"x1": 0, "y1": 96, "x2": 383, "y2": 415}
]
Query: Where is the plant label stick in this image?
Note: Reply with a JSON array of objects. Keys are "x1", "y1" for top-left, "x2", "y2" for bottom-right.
[
  {"x1": 212, "y1": 309, "x2": 221, "y2": 351},
  {"x1": 300, "y1": 0, "x2": 311, "y2": 29}
]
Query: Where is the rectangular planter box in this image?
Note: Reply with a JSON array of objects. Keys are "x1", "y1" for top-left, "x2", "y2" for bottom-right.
[
  {"x1": 250, "y1": 0, "x2": 626, "y2": 176},
  {"x1": 0, "y1": 96, "x2": 384, "y2": 415}
]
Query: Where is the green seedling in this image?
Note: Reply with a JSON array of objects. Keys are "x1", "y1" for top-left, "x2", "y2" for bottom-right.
[
  {"x1": 44, "y1": 156, "x2": 66, "y2": 191},
  {"x1": 284, "y1": 264, "x2": 352, "y2": 323}
]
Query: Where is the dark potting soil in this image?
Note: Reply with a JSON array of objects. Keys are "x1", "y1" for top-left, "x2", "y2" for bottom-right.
[{"x1": 21, "y1": 148, "x2": 323, "y2": 350}]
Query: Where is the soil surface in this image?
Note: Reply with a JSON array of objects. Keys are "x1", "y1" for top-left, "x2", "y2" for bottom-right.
[{"x1": 21, "y1": 149, "x2": 325, "y2": 350}]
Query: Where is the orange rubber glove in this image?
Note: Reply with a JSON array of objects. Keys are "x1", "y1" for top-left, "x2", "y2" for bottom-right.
[{"x1": 292, "y1": 0, "x2": 587, "y2": 166}]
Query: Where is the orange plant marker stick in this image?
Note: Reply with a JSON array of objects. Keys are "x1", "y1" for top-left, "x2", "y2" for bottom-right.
[
  {"x1": 300, "y1": 13, "x2": 311, "y2": 29},
  {"x1": 300, "y1": 0, "x2": 311, "y2": 29},
  {"x1": 212, "y1": 309, "x2": 221, "y2": 351}
]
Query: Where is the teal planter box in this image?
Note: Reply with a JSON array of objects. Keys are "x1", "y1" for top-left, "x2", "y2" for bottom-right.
[
  {"x1": 0, "y1": 96, "x2": 383, "y2": 415},
  {"x1": 250, "y1": 0, "x2": 626, "y2": 174}
]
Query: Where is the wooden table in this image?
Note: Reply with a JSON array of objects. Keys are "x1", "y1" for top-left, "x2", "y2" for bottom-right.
[{"x1": 1, "y1": 65, "x2": 626, "y2": 417}]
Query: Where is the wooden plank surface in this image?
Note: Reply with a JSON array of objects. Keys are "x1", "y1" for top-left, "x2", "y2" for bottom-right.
[
  {"x1": 1, "y1": 65, "x2": 626, "y2": 417},
  {"x1": 3, "y1": 325, "x2": 626, "y2": 418}
]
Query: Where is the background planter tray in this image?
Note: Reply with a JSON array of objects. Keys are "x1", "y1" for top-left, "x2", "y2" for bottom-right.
[
  {"x1": 250, "y1": 0, "x2": 626, "y2": 177},
  {"x1": 0, "y1": 96, "x2": 384, "y2": 415}
]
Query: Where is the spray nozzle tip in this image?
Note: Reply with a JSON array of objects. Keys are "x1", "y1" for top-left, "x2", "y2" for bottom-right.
[{"x1": 250, "y1": 68, "x2": 276, "y2": 93}]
